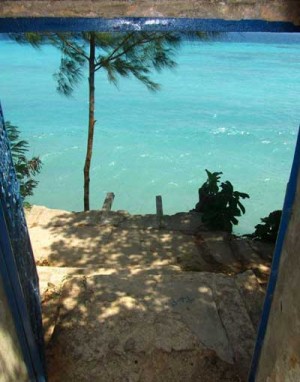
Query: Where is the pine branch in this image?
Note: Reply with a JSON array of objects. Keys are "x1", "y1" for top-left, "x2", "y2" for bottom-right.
[
  {"x1": 59, "y1": 36, "x2": 90, "y2": 61},
  {"x1": 94, "y1": 32, "x2": 135, "y2": 70},
  {"x1": 94, "y1": 32, "x2": 165, "y2": 72}
]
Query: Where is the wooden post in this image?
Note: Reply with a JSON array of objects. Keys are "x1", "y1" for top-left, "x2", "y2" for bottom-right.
[
  {"x1": 156, "y1": 195, "x2": 164, "y2": 229},
  {"x1": 102, "y1": 192, "x2": 115, "y2": 211}
]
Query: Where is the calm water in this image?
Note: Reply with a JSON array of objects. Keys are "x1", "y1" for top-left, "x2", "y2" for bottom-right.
[{"x1": 1, "y1": 33, "x2": 300, "y2": 234}]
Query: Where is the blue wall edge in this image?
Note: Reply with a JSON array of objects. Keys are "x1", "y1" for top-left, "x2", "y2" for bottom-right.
[
  {"x1": 0, "y1": 17, "x2": 300, "y2": 33},
  {"x1": 0, "y1": 204, "x2": 46, "y2": 382},
  {"x1": 248, "y1": 127, "x2": 300, "y2": 381}
]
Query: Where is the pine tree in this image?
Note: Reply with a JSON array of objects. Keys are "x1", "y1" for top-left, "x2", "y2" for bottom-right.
[{"x1": 13, "y1": 32, "x2": 181, "y2": 210}]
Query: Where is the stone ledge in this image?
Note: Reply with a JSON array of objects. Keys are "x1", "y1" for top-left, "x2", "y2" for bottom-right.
[
  {"x1": 1, "y1": 0, "x2": 300, "y2": 25},
  {"x1": 45, "y1": 271, "x2": 259, "y2": 381}
]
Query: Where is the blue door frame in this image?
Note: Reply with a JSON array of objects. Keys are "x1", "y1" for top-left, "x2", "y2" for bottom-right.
[
  {"x1": 0, "y1": 205, "x2": 46, "y2": 382},
  {"x1": 0, "y1": 105, "x2": 46, "y2": 381},
  {"x1": 0, "y1": 17, "x2": 299, "y2": 382},
  {"x1": 248, "y1": 125, "x2": 300, "y2": 380}
]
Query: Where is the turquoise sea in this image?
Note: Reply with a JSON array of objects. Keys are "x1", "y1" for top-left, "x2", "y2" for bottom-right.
[{"x1": 1, "y1": 33, "x2": 300, "y2": 234}]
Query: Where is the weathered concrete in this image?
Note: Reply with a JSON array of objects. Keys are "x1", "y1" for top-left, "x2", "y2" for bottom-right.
[
  {"x1": 46, "y1": 271, "x2": 260, "y2": 381},
  {"x1": 26, "y1": 205, "x2": 272, "y2": 380},
  {"x1": 0, "y1": 274, "x2": 29, "y2": 382},
  {"x1": 256, "y1": 172, "x2": 300, "y2": 381},
  {"x1": 235, "y1": 270, "x2": 265, "y2": 330},
  {"x1": 198, "y1": 231, "x2": 238, "y2": 268},
  {"x1": 231, "y1": 238, "x2": 272, "y2": 285},
  {"x1": 213, "y1": 274, "x2": 256, "y2": 379},
  {"x1": 1, "y1": 0, "x2": 300, "y2": 25},
  {"x1": 25, "y1": 206, "x2": 271, "y2": 277}
]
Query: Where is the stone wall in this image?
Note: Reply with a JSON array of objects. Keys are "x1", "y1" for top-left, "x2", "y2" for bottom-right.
[
  {"x1": 256, "y1": 169, "x2": 300, "y2": 381},
  {"x1": 0, "y1": 274, "x2": 29, "y2": 382},
  {"x1": 0, "y1": 0, "x2": 300, "y2": 25}
]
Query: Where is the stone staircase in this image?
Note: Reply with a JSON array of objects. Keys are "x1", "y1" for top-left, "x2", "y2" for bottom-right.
[{"x1": 25, "y1": 205, "x2": 273, "y2": 382}]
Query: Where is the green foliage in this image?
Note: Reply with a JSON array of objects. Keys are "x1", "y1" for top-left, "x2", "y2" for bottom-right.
[
  {"x1": 9, "y1": 31, "x2": 221, "y2": 210},
  {"x1": 194, "y1": 170, "x2": 250, "y2": 232},
  {"x1": 251, "y1": 210, "x2": 282, "y2": 243},
  {"x1": 10, "y1": 31, "x2": 221, "y2": 97},
  {"x1": 10, "y1": 31, "x2": 181, "y2": 96},
  {"x1": 5, "y1": 121, "x2": 42, "y2": 202},
  {"x1": 9, "y1": 32, "x2": 183, "y2": 210}
]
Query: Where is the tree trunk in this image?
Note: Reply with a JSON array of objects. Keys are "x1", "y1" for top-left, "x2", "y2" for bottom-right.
[{"x1": 84, "y1": 33, "x2": 96, "y2": 211}]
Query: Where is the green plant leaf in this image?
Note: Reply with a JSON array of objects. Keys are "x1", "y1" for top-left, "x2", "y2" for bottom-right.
[
  {"x1": 5, "y1": 121, "x2": 42, "y2": 202},
  {"x1": 195, "y1": 169, "x2": 249, "y2": 232},
  {"x1": 237, "y1": 192, "x2": 250, "y2": 199},
  {"x1": 237, "y1": 200, "x2": 246, "y2": 214}
]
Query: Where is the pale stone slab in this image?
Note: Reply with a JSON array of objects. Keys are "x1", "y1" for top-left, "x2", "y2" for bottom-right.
[
  {"x1": 29, "y1": 223, "x2": 113, "y2": 267},
  {"x1": 231, "y1": 238, "x2": 272, "y2": 285},
  {"x1": 154, "y1": 273, "x2": 234, "y2": 364},
  {"x1": 37, "y1": 266, "x2": 80, "y2": 295},
  {"x1": 45, "y1": 272, "x2": 257, "y2": 381},
  {"x1": 162, "y1": 212, "x2": 204, "y2": 233},
  {"x1": 199, "y1": 231, "x2": 239, "y2": 269},
  {"x1": 248, "y1": 241, "x2": 275, "y2": 262},
  {"x1": 25, "y1": 205, "x2": 271, "y2": 381},
  {"x1": 235, "y1": 270, "x2": 265, "y2": 329},
  {"x1": 231, "y1": 238, "x2": 264, "y2": 266},
  {"x1": 119, "y1": 214, "x2": 159, "y2": 230},
  {"x1": 213, "y1": 274, "x2": 256, "y2": 380},
  {"x1": 25, "y1": 204, "x2": 72, "y2": 228}
]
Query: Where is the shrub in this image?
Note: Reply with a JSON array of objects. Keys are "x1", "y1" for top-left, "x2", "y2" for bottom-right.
[
  {"x1": 5, "y1": 121, "x2": 42, "y2": 202},
  {"x1": 251, "y1": 210, "x2": 282, "y2": 243},
  {"x1": 194, "y1": 170, "x2": 249, "y2": 232}
]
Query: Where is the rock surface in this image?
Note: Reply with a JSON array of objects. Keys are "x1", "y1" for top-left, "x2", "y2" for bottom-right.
[
  {"x1": 47, "y1": 273, "x2": 245, "y2": 381},
  {"x1": 25, "y1": 206, "x2": 273, "y2": 381}
]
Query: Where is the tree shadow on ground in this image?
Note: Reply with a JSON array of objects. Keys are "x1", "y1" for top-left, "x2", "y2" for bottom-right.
[
  {"x1": 25, "y1": 207, "x2": 273, "y2": 381},
  {"x1": 46, "y1": 271, "x2": 246, "y2": 382}
]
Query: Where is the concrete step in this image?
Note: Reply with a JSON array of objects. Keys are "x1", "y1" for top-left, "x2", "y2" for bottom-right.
[
  {"x1": 195, "y1": 231, "x2": 242, "y2": 273},
  {"x1": 31, "y1": 223, "x2": 213, "y2": 271},
  {"x1": 38, "y1": 265, "x2": 183, "y2": 343},
  {"x1": 27, "y1": 206, "x2": 272, "y2": 279},
  {"x1": 212, "y1": 273, "x2": 257, "y2": 380},
  {"x1": 230, "y1": 238, "x2": 264, "y2": 267},
  {"x1": 38, "y1": 264, "x2": 265, "y2": 354},
  {"x1": 26, "y1": 205, "x2": 204, "y2": 233},
  {"x1": 235, "y1": 270, "x2": 265, "y2": 330},
  {"x1": 230, "y1": 238, "x2": 272, "y2": 285},
  {"x1": 45, "y1": 271, "x2": 258, "y2": 381}
]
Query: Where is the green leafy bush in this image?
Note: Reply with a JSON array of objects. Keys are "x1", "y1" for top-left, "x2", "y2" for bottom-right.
[
  {"x1": 5, "y1": 121, "x2": 42, "y2": 202},
  {"x1": 251, "y1": 210, "x2": 282, "y2": 243},
  {"x1": 194, "y1": 170, "x2": 249, "y2": 232}
]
